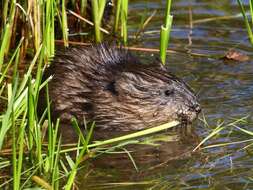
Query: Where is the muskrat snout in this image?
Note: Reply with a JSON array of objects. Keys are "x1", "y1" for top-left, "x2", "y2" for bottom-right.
[{"x1": 191, "y1": 103, "x2": 201, "y2": 114}]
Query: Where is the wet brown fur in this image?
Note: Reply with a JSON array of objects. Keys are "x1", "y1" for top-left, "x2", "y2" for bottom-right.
[{"x1": 39, "y1": 44, "x2": 201, "y2": 131}]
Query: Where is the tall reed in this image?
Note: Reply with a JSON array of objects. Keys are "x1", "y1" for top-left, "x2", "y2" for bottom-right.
[
  {"x1": 237, "y1": 0, "x2": 253, "y2": 46},
  {"x1": 91, "y1": 0, "x2": 106, "y2": 42},
  {"x1": 160, "y1": 0, "x2": 173, "y2": 64},
  {"x1": 114, "y1": 0, "x2": 129, "y2": 45}
]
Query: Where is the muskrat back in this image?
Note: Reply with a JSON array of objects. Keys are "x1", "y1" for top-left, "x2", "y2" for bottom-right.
[{"x1": 39, "y1": 44, "x2": 201, "y2": 131}]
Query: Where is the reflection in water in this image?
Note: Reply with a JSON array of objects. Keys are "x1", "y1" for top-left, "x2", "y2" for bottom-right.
[
  {"x1": 79, "y1": 129, "x2": 201, "y2": 190},
  {"x1": 77, "y1": 0, "x2": 253, "y2": 189}
]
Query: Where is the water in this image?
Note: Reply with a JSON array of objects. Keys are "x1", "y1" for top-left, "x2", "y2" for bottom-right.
[{"x1": 78, "y1": 1, "x2": 253, "y2": 189}]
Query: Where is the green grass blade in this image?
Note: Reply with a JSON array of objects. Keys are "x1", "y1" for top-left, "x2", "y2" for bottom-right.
[
  {"x1": 121, "y1": 0, "x2": 128, "y2": 45},
  {"x1": 0, "y1": 76, "x2": 19, "y2": 149},
  {"x1": 114, "y1": 0, "x2": 122, "y2": 33},
  {"x1": 0, "y1": 24, "x2": 11, "y2": 70},
  {"x1": 89, "y1": 121, "x2": 179, "y2": 148},
  {"x1": 237, "y1": 0, "x2": 253, "y2": 45},
  {"x1": 160, "y1": 0, "x2": 173, "y2": 64},
  {"x1": 193, "y1": 124, "x2": 225, "y2": 152}
]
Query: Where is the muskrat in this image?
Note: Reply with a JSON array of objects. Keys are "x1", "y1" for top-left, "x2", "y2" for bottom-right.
[{"x1": 39, "y1": 44, "x2": 201, "y2": 131}]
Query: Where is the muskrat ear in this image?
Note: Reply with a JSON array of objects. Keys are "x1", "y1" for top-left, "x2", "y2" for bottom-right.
[{"x1": 105, "y1": 81, "x2": 119, "y2": 96}]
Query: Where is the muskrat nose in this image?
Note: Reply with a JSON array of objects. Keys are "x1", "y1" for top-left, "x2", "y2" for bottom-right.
[{"x1": 193, "y1": 103, "x2": 201, "y2": 114}]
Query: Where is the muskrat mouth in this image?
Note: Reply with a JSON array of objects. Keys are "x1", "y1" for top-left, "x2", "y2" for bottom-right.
[
  {"x1": 177, "y1": 111, "x2": 191, "y2": 123},
  {"x1": 177, "y1": 106, "x2": 200, "y2": 124},
  {"x1": 174, "y1": 112, "x2": 195, "y2": 135},
  {"x1": 181, "y1": 118, "x2": 189, "y2": 127}
]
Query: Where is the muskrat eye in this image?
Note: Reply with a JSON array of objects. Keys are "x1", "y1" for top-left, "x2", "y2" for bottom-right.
[
  {"x1": 164, "y1": 89, "x2": 174, "y2": 96},
  {"x1": 105, "y1": 81, "x2": 119, "y2": 96}
]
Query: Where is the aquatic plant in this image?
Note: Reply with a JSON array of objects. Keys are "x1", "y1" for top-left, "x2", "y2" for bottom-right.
[
  {"x1": 160, "y1": 0, "x2": 173, "y2": 64},
  {"x1": 237, "y1": 0, "x2": 253, "y2": 46}
]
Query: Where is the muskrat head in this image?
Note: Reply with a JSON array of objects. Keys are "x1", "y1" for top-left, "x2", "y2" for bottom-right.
[{"x1": 95, "y1": 61, "x2": 201, "y2": 131}]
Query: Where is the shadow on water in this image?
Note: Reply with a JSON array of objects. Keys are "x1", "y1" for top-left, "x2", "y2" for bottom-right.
[
  {"x1": 78, "y1": 128, "x2": 201, "y2": 190},
  {"x1": 73, "y1": 0, "x2": 253, "y2": 189}
]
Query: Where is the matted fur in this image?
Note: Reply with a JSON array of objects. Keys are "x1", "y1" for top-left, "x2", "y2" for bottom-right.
[{"x1": 39, "y1": 44, "x2": 200, "y2": 131}]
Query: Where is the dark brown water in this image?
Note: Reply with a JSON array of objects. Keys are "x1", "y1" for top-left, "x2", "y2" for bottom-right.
[{"x1": 78, "y1": 1, "x2": 253, "y2": 189}]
